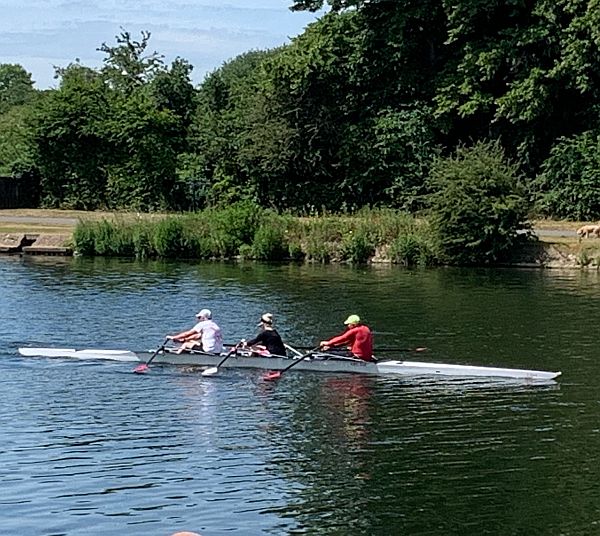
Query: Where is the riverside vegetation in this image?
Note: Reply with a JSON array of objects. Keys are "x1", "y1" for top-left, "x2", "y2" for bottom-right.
[
  {"x1": 74, "y1": 205, "x2": 437, "y2": 265},
  {"x1": 2, "y1": 1, "x2": 600, "y2": 265},
  {"x1": 73, "y1": 141, "x2": 533, "y2": 266}
]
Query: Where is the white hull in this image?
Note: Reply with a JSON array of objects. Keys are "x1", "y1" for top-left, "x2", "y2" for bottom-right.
[{"x1": 18, "y1": 347, "x2": 561, "y2": 381}]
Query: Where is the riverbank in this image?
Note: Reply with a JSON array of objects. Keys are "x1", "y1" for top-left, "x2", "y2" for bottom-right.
[{"x1": 0, "y1": 209, "x2": 598, "y2": 268}]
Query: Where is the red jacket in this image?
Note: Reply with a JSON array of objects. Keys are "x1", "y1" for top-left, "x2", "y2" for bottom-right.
[{"x1": 324, "y1": 325, "x2": 373, "y2": 361}]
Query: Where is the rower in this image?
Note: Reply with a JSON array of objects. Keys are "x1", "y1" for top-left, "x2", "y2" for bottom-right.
[
  {"x1": 242, "y1": 313, "x2": 287, "y2": 357},
  {"x1": 320, "y1": 314, "x2": 374, "y2": 362},
  {"x1": 167, "y1": 309, "x2": 224, "y2": 354}
]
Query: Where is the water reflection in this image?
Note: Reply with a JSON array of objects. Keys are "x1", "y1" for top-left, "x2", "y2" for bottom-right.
[{"x1": 260, "y1": 373, "x2": 571, "y2": 535}]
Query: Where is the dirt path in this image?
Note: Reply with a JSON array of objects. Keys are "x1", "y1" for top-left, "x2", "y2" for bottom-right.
[
  {"x1": 0, "y1": 210, "x2": 581, "y2": 237},
  {"x1": 0, "y1": 215, "x2": 79, "y2": 226},
  {"x1": 0, "y1": 208, "x2": 591, "y2": 242}
]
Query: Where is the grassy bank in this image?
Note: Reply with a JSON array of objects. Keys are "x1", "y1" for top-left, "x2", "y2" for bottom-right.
[
  {"x1": 72, "y1": 205, "x2": 439, "y2": 266},
  {"x1": 3, "y1": 207, "x2": 598, "y2": 267}
]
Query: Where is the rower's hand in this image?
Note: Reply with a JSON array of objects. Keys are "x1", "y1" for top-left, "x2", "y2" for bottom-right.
[
  {"x1": 166, "y1": 335, "x2": 174, "y2": 340},
  {"x1": 320, "y1": 342, "x2": 330, "y2": 351}
]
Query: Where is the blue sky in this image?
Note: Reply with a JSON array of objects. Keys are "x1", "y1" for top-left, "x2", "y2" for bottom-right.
[{"x1": 0, "y1": 0, "x2": 322, "y2": 89}]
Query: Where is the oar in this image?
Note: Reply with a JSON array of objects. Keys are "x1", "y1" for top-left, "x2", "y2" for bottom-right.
[
  {"x1": 263, "y1": 347, "x2": 320, "y2": 381},
  {"x1": 279, "y1": 343, "x2": 427, "y2": 353},
  {"x1": 201, "y1": 343, "x2": 240, "y2": 376},
  {"x1": 133, "y1": 338, "x2": 169, "y2": 374},
  {"x1": 284, "y1": 344, "x2": 304, "y2": 357}
]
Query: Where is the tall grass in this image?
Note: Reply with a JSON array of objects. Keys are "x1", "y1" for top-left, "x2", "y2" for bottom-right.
[{"x1": 73, "y1": 204, "x2": 439, "y2": 265}]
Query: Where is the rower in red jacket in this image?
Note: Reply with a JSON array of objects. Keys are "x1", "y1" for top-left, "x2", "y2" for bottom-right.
[{"x1": 320, "y1": 314, "x2": 374, "y2": 362}]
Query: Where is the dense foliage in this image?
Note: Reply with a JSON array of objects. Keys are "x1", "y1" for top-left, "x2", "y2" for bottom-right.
[
  {"x1": 1, "y1": 0, "x2": 600, "y2": 261},
  {"x1": 535, "y1": 131, "x2": 600, "y2": 220},
  {"x1": 428, "y1": 141, "x2": 529, "y2": 265}
]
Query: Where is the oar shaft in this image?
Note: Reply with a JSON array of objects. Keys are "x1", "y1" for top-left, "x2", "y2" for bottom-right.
[
  {"x1": 216, "y1": 346, "x2": 238, "y2": 368},
  {"x1": 133, "y1": 338, "x2": 170, "y2": 373},
  {"x1": 273, "y1": 343, "x2": 425, "y2": 353},
  {"x1": 280, "y1": 348, "x2": 319, "y2": 373},
  {"x1": 146, "y1": 338, "x2": 169, "y2": 365}
]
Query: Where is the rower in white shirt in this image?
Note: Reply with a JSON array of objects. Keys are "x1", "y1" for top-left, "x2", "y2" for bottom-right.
[{"x1": 167, "y1": 308, "x2": 224, "y2": 354}]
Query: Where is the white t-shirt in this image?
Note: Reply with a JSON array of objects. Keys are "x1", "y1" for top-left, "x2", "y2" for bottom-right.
[{"x1": 192, "y1": 319, "x2": 223, "y2": 353}]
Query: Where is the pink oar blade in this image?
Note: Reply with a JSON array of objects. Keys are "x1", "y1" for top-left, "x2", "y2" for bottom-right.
[
  {"x1": 263, "y1": 371, "x2": 282, "y2": 381},
  {"x1": 133, "y1": 363, "x2": 150, "y2": 374}
]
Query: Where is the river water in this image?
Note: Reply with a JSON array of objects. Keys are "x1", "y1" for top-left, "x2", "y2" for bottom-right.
[{"x1": 0, "y1": 256, "x2": 598, "y2": 536}]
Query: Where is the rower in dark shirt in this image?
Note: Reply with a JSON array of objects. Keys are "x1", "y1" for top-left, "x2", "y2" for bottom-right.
[{"x1": 244, "y1": 313, "x2": 287, "y2": 357}]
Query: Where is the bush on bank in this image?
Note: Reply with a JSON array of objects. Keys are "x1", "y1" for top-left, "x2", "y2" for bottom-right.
[{"x1": 427, "y1": 141, "x2": 530, "y2": 265}]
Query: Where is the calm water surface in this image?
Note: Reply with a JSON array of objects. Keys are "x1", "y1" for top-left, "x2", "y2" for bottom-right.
[{"x1": 0, "y1": 256, "x2": 599, "y2": 536}]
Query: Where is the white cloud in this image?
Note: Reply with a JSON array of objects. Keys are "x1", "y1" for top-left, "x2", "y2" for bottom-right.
[{"x1": 0, "y1": 0, "x2": 322, "y2": 88}]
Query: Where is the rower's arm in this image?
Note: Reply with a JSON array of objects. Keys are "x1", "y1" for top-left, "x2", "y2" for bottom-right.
[
  {"x1": 323, "y1": 329, "x2": 354, "y2": 348},
  {"x1": 168, "y1": 329, "x2": 197, "y2": 342},
  {"x1": 245, "y1": 332, "x2": 264, "y2": 347}
]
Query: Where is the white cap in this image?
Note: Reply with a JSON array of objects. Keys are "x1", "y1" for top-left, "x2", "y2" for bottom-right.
[
  {"x1": 196, "y1": 308, "x2": 212, "y2": 319},
  {"x1": 258, "y1": 313, "x2": 274, "y2": 326}
]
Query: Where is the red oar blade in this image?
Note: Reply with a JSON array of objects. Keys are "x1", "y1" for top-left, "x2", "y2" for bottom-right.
[
  {"x1": 133, "y1": 364, "x2": 150, "y2": 374},
  {"x1": 263, "y1": 371, "x2": 282, "y2": 381}
]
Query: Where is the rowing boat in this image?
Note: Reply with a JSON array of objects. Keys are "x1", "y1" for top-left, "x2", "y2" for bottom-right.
[{"x1": 17, "y1": 347, "x2": 561, "y2": 381}]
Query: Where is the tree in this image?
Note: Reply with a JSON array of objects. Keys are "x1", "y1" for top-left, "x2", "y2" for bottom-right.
[
  {"x1": 150, "y1": 58, "x2": 196, "y2": 129},
  {"x1": 104, "y1": 86, "x2": 182, "y2": 210},
  {"x1": 97, "y1": 32, "x2": 195, "y2": 210},
  {"x1": 32, "y1": 63, "x2": 112, "y2": 209},
  {"x1": 367, "y1": 105, "x2": 440, "y2": 211},
  {"x1": 290, "y1": 0, "x2": 363, "y2": 11},
  {"x1": 0, "y1": 64, "x2": 36, "y2": 114},
  {"x1": 434, "y1": 0, "x2": 600, "y2": 171},
  {"x1": 190, "y1": 50, "x2": 282, "y2": 206},
  {"x1": 535, "y1": 130, "x2": 600, "y2": 220},
  {"x1": 98, "y1": 29, "x2": 164, "y2": 92},
  {"x1": 0, "y1": 104, "x2": 35, "y2": 175}
]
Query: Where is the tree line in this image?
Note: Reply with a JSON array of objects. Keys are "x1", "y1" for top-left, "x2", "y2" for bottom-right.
[{"x1": 0, "y1": 2, "x2": 599, "y2": 228}]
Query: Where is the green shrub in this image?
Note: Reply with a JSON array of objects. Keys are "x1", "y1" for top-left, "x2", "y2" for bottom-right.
[
  {"x1": 209, "y1": 201, "x2": 263, "y2": 256},
  {"x1": 92, "y1": 219, "x2": 134, "y2": 256},
  {"x1": 304, "y1": 237, "x2": 332, "y2": 263},
  {"x1": 428, "y1": 140, "x2": 529, "y2": 265},
  {"x1": 389, "y1": 233, "x2": 437, "y2": 266},
  {"x1": 340, "y1": 229, "x2": 375, "y2": 264},
  {"x1": 288, "y1": 241, "x2": 305, "y2": 261},
  {"x1": 152, "y1": 218, "x2": 185, "y2": 258},
  {"x1": 73, "y1": 221, "x2": 96, "y2": 256},
  {"x1": 132, "y1": 221, "x2": 154, "y2": 259},
  {"x1": 355, "y1": 208, "x2": 418, "y2": 245},
  {"x1": 238, "y1": 244, "x2": 253, "y2": 259},
  {"x1": 71, "y1": 206, "x2": 439, "y2": 265},
  {"x1": 252, "y1": 223, "x2": 289, "y2": 260}
]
